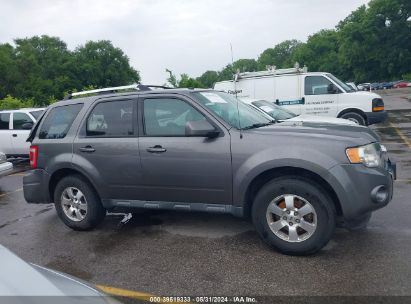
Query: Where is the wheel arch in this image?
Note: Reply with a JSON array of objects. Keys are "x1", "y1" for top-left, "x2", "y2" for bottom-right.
[
  {"x1": 243, "y1": 166, "x2": 343, "y2": 218},
  {"x1": 49, "y1": 168, "x2": 101, "y2": 203},
  {"x1": 337, "y1": 108, "x2": 367, "y2": 124}
]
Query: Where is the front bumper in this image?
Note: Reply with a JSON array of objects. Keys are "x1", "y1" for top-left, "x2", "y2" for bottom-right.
[
  {"x1": 326, "y1": 160, "x2": 395, "y2": 221},
  {"x1": 23, "y1": 169, "x2": 51, "y2": 204},
  {"x1": 365, "y1": 111, "x2": 387, "y2": 125},
  {"x1": 0, "y1": 162, "x2": 13, "y2": 177}
]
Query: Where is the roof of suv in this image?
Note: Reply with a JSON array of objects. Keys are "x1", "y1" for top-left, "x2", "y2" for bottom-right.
[{"x1": 54, "y1": 88, "x2": 215, "y2": 107}]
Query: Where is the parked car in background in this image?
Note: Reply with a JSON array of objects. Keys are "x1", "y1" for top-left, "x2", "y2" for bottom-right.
[
  {"x1": 346, "y1": 82, "x2": 358, "y2": 91},
  {"x1": 357, "y1": 83, "x2": 371, "y2": 91},
  {"x1": 393, "y1": 81, "x2": 409, "y2": 88},
  {"x1": 370, "y1": 83, "x2": 382, "y2": 90},
  {"x1": 240, "y1": 98, "x2": 357, "y2": 126},
  {"x1": 0, "y1": 108, "x2": 45, "y2": 157},
  {"x1": 24, "y1": 85, "x2": 395, "y2": 255},
  {"x1": 0, "y1": 245, "x2": 121, "y2": 302},
  {"x1": 0, "y1": 152, "x2": 13, "y2": 178},
  {"x1": 214, "y1": 67, "x2": 387, "y2": 126},
  {"x1": 381, "y1": 82, "x2": 393, "y2": 89}
]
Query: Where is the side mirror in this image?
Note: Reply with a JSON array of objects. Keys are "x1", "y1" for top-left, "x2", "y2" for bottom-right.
[
  {"x1": 185, "y1": 120, "x2": 219, "y2": 138},
  {"x1": 21, "y1": 122, "x2": 34, "y2": 130},
  {"x1": 327, "y1": 83, "x2": 338, "y2": 94}
]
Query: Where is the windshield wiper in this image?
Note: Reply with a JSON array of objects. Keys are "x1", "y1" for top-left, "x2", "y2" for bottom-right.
[{"x1": 241, "y1": 122, "x2": 274, "y2": 130}]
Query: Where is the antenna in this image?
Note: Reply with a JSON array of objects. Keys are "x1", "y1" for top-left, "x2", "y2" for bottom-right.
[{"x1": 230, "y1": 43, "x2": 243, "y2": 139}]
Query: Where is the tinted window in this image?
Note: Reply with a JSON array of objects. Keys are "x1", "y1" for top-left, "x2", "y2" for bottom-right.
[
  {"x1": 143, "y1": 98, "x2": 206, "y2": 136},
  {"x1": 30, "y1": 110, "x2": 44, "y2": 120},
  {"x1": 0, "y1": 113, "x2": 10, "y2": 130},
  {"x1": 39, "y1": 104, "x2": 83, "y2": 139},
  {"x1": 13, "y1": 112, "x2": 32, "y2": 130},
  {"x1": 305, "y1": 76, "x2": 333, "y2": 95},
  {"x1": 87, "y1": 100, "x2": 133, "y2": 137}
]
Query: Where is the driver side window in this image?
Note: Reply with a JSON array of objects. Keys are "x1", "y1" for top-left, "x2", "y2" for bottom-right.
[
  {"x1": 305, "y1": 76, "x2": 337, "y2": 95},
  {"x1": 143, "y1": 98, "x2": 206, "y2": 136}
]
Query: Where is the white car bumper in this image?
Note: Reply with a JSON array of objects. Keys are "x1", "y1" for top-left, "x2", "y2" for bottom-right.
[{"x1": 0, "y1": 162, "x2": 13, "y2": 177}]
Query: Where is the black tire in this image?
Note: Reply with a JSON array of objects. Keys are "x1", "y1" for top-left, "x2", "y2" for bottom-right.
[
  {"x1": 252, "y1": 177, "x2": 336, "y2": 255},
  {"x1": 54, "y1": 175, "x2": 106, "y2": 231},
  {"x1": 340, "y1": 112, "x2": 366, "y2": 126}
]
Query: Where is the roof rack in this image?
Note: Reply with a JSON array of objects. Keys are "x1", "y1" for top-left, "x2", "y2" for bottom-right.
[
  {"x1": 64, "y1": 84, "x2": 172, "y2": 99},
  {"x1": 236, "y1": 63, "x2": 308, "y2": 80}
]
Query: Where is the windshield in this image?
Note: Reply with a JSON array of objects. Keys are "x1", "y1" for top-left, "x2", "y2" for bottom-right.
[
  {"x1": 192, "y1": 91, "x2": 271, "y2": 129},
  {"x1": 250, "y1": 100, "x2": 297, "y2": 120},
  {"x1": 326, "y1": 73, "x2": 354, "y2": 92}
]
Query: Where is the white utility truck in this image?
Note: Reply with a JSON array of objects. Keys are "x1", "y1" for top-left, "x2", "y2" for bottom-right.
[{"x1": 214, "y1": 66, "x2": 386, "y2": 125}]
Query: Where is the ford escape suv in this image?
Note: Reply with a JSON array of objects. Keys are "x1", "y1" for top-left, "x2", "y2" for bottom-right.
[{"x1": 23, "y1": 85, "x2": 396, "y2": 255}]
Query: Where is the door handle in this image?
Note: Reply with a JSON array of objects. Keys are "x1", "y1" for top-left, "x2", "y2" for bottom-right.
[
  {"x1": 12, "y1": 134, "x2": 17, "y2": 137},
  {"x1": 79, "y1": 146, "x2": 96, "y2": 153},
  {"x1": 146, "y1": 145, "x2": 166, "y2": 153}
]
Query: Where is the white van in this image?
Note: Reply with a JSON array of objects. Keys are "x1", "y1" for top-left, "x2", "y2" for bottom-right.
[
  {"x1": 0, "y1": 108, "x2": 45, "y2": 156},
  {"x1": 214, "y1": 67, "x2": 387, "y2": 125}
]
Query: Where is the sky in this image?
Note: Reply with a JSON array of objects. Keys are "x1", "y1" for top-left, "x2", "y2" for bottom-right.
[{"x1": 0, "y1": 0, "x2": 369, "y2": 84}]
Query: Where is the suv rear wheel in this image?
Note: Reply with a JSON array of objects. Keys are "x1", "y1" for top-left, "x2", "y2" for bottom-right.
[
  {"x1": 54, "y1": 175, "x2": 106, "y2": 230},
  {"x1": 252, "y1": 177, "x2": 336, "y2": 255}
]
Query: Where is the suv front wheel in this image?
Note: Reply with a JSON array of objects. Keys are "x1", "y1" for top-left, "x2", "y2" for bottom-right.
[
  {"x1": 252, "y1": 177, "x2": 336, "y2": 255},
  {"x1": 54, "y1": 175, "x2": 106, "y2": 230}
]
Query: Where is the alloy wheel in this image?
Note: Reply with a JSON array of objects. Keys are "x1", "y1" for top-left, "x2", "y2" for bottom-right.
[
  {"x1": 61, "y1": 187, "x2": 88, "y2": 222},
  {"x1": 266, "y1": 194, "x2": 317, "y2": 242}
]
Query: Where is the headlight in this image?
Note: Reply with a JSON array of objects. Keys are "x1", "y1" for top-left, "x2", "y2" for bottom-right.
[{"x1": 346, "y1": 143, "x2": 382, "y2": 167}]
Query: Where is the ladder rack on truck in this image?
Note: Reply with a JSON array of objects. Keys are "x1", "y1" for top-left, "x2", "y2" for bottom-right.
[{"x1": 236, "y1": 65, "x2": 308, "y2": 80}]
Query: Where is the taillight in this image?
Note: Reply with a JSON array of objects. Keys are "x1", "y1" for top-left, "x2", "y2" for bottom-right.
[{"x1": 29, "y1": 145, "x2": 38, "y2": 169}]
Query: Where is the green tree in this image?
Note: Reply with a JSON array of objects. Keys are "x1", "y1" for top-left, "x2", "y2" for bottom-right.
[
  {"x1": 218, "y1": 64, "x2": 235, "y2": 81},
  {"x1": 0, "y1": 43, "x2": 19, "y2": 100},
  {"x1": 166, "y1": 69, "x2": 179, "y2": 87},
  {"x1": 74, "y1": 40, "x2": 140, "y2": 89},
  {"x1": 232, "y1": 59, "x2": 259, "y2": 73},
  {"x1": 196, "y1": 70, "x2": 219, "y2": 88},
  {"x1": 166, "y1": 69, "x2": 204, "y2": 88},
  {"x1": 10, "y1": 35, "x2": 73, "y2": 105},
  {"x1": 338, "y1": 0, "x2": 411, "y2": 82},
  {"x1": 292, "y1": 30, "x2": 342, "y2": 77},
  {"x1": 178, "y1": 73, "x2": 204, "y2": 88},
  {"x1": 0, "y1": 36, "x2": 141, "y2": 106},
  {"x1": 0, "y1": 95, "x2": 33, "y2": 110},
  {"x1": 258, "y1": 39, "x2": 302, "y2": 69}
]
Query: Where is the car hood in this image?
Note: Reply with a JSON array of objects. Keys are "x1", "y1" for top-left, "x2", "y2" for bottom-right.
[
  {"x1": 0, "y1": 245, "x2": 103, "y2": 297},
  {"x1": 247, "y1": 120, "x2": 380, "y2": 143},
  {"x1": 349, "y1": 90, "x2": 381, "y2": 99},
  {"x1": 287, "y1": 115, "x2": 357, "y2": 126}
]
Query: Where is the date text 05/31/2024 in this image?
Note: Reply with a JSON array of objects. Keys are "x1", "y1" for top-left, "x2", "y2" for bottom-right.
[{"x1": 149, "y1": 296, "x2": 257, "y2": 303}]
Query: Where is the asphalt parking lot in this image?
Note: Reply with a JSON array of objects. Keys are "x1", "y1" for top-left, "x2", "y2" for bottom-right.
[{"x1": 1, "y1": 89, "x2": 411, "y2": 302}]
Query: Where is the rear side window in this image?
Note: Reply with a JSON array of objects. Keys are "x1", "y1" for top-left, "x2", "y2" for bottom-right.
[
  {"x1": 39, "y1": 104, "x2": 83, "y2": 139},
  {"x1": 13, "y1": 112, "x2": 32, "y2": 130},
  {"x1": 86, "y1": 100, "x2": 133, "y2": 137},
  {"x1": 0, "y1": 113, "x2": 10, "y2": 130}
]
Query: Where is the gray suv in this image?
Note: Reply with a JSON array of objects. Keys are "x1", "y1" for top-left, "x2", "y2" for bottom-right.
[{"x1": 23, "y1": 87, "x2": 395, "y2": 255}]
